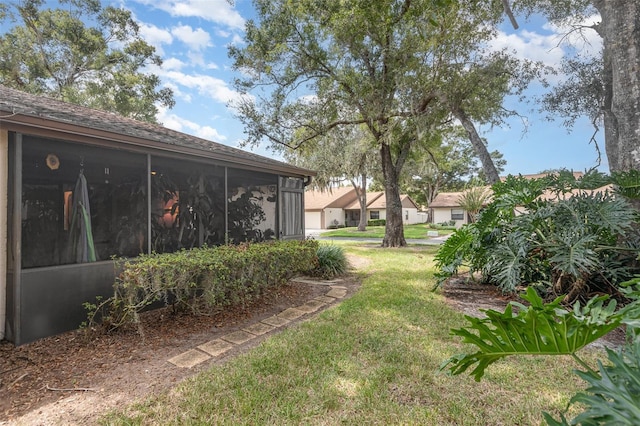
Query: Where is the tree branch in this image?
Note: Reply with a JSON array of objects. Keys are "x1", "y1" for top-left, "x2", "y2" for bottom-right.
[{"x1": 502, "y1": 0, "x2": 519, "y2": 30}]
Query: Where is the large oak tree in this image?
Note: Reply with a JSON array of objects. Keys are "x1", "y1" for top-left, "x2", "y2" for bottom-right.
[{"x1": 231, "y1": 0, "x2": 527, "y2": 246}]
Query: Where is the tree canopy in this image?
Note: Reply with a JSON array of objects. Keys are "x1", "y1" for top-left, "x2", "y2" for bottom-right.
[
  {"x1": 231, "y1": 0, "x2": 531, "y2": 246},
  {"x1": 508, "y1": 1, "x2": 640, "y2": 176},
  {"x1": 0, "y1": 0, "x2": 174, "y2": 123}
]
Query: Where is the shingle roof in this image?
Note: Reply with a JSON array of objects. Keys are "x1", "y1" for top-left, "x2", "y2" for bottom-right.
[
  {"x1": 304, "y1": 187, "x2": 358, "y2": 210},
  {"x1": 429, "y1": 192, "x2": 465, "y2": 208},
  {"x1": 343, "y1": 191, "x2": 384, "y2": 210},
  {"x1": 500, "y1": 171, "x2": 584, "y2": 181},
  {"x1": 0, "y1": 85, "x2": 314, "y2": 177}
]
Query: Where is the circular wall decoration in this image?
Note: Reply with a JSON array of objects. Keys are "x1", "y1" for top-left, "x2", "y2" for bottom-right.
[{"x1": 46, "y1": 154, "x2": 60, "y2": 170}]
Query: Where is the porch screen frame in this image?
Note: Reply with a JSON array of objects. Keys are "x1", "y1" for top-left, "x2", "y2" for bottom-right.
[{"x1": 278, "y1": 176, "x2": 305, "y2": 240}]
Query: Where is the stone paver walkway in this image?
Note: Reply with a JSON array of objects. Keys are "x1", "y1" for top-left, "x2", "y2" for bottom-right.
[{"x1": 168, "y1": 283, "x2": 347, "y2": 368}]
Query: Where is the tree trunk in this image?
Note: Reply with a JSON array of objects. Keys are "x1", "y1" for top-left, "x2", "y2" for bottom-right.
[
  {"x1": 453, "y1": 107, "x2": 500, "y2": 184},
  {"x1": 352, "y1": 173, "x2": 368, "y2": 232},
  {"x1": 380, "y1": 144, "x2": 407, "y2": 247},
  {"x1": 593, "y1": 0, "x2": 640, "y2": 174}
]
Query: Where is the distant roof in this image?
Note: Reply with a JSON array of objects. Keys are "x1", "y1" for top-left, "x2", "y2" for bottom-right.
[
  {"x1": 343, "y1": 191, "x2": 384, "y2": 210},
  {"x1": 305, "y1": 188, "x2": 418, "y2": 211},
  {"x1": 304, "y1": 187, "x2": 358, "y2": 210},
  {"x1": 429, "y1": 192, "x2": 465, "y2": 208},
  {"x1": 431, "y1": 183, "x2": 613, "y2": 209},
  {"x1": 0, "y1": 85, "x2": 314, "y2": 178},
  {"x1": 500, "y1": 171, "x2": 584, "y2": 181}
]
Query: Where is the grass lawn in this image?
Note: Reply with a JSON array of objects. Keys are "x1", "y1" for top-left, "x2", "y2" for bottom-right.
[
  {"x1": 103, "y1": 243, "x2": 599, "y2": 425},
  {"x1": 320, "y1": 223, "x2": 453, "y2": 239}
]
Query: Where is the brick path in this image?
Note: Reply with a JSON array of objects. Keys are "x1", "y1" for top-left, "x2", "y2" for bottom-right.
[{"x1": 168, "y1": 281, "x2": 348, "y2": 368}]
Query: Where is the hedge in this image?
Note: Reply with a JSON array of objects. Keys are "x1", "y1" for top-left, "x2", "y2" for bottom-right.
[{"x1": 93, "y1": 240, "x2": 319, "y2": 330}]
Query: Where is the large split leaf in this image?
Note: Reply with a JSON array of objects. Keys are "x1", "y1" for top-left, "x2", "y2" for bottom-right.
[{"x1": 442, "y1": 287, "x2": 622, "y2": 381}]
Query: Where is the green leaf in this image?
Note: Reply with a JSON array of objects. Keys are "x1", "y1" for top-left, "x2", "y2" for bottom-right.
[
  {"x1": 567, "y1": 338, "x2": 640, "y2": 425},
  {"x1": 441, "y1": 287, "x2": 622, "y2": 381}
]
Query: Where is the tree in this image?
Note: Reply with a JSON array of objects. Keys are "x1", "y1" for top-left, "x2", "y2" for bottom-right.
[
  {"x1": 0, "y1": 0, "x2": 174, "y2": 123},
  {"x1": 230, "y1": 0, "x2": 524, "y2": 247},
  {"x1": 285, "y1": 124, "x2": 378, "y2": 231},
  {"x1": 509, "y1": 1, "x2": 640, "y2": 176},
  {"x1": 401, "y1": 128, "x2": 506, "y2": 207}
]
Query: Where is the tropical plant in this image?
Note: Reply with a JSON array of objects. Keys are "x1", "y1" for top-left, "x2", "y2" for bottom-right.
[
  {"x1": 457, "y1": 186, "x2": 492, "y2": 223},
  {"x1": 435, "y1": 171, "x2": 640, "y2": 300},
  {"x1": 442, "y1": 279, "x2": 640, "y2": 425},
  {"x1": 311, "y1": 244, "x2": 349, "y2": 279}
]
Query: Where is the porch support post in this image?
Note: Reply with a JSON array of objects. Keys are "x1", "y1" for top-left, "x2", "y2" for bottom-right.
[
  {"x1": 224, "y1": 167, "x2": 228, "y2": 244},
  {"x1": 147, "y1": 154, "x2": 152, "y2": 254},
  {"x1": 0, "y1": 129, "x2": 8, "y2": 339}
]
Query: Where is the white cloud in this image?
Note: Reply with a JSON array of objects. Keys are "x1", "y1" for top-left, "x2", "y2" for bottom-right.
[
  {"x1": 160, "y1": 70, "x2": 246, "y2": 105},
  {"x1": 138, "y1": 22, "x2": 173, "y2": 55},
  {"x1": 171, "y1": 25, "x2": 212, "y2": 50},
  {"x1": 488, "y1": 30, "x2": 565, "y2": 68},
  {"x1": 488, "y1": 14, "x2": 602, "y2": 70},
  {"x1": 157, "y1": 107, "x2": 227, "y2": 142},
  {"x1": 132, "y1": 0, "x2": 245, "y2": 30},
  {"x1": 187, "y1": 51, "x2": 205, "y2": 67},
  {"x1": 163, "y1": 57, "x2": 186, "y2": 71}
]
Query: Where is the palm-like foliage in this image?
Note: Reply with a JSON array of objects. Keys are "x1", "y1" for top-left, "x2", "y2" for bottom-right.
[
  {"x1": 442, "y1": 287, "x2": 622, "y2": 381},
  {"x1": 444, "y1": 280, "x2": 640, "y2": 425},
  {"x1": 436, "y1": 173, "x2": 639, "y2": 299},
  {"x1": 457, "y1": 186, "x2": 492, "y2": 223}
]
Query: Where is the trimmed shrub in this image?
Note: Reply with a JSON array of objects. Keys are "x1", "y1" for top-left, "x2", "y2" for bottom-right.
[
  {"x1": 92, "y1": 240, "x2": 319, "y2": 330},
  {"x1": 311, "y1": 244, "x2": 349, "y2": 279},
  {"x1": 367, "y1": 219, "x2": 386, "y2": 226}
]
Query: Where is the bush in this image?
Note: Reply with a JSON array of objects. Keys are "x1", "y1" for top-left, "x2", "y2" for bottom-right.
[
  {"x1": 434, "y1": 171, "x2": 640, "y2": 301},
  {"x1": 310, "y1": 244, "x2": 349, "y2": 279},
  {"x1": 367, "y1": 219, "x2": 386, "y2": 226},
  {"x1": 90, "y1": 240, "x2": 319, "y2": 330}
]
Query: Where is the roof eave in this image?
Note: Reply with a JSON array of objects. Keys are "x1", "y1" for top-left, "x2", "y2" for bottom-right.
[{"x1": 0, "y1": 112, "x2": 316, "y2": 178}]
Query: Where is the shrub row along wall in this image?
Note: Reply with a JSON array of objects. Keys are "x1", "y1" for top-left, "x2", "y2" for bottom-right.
[{"x1": 105, "y1": 240, "x2": 319, "y2": 328}]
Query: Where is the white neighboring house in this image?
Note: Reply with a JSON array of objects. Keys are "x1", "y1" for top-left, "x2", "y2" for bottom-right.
[
  {"x1": 429, "y1": 172, "x2": 611, "y2": 228},
  {"x1": 305, "y1": 187, "x2": 424, "y2": 229},
  {"x1": 304, "y1": 187, "x2": 359, "y2": 229},
  {"x1": 428, "y1": 191, "x2": 469, "y2": 228}
]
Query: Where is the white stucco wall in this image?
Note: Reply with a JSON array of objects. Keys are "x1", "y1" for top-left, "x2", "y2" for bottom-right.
[
  {"x1": 402, "y1": 208, "x2": 421, "y2": 224},
  {"x1": 432, "y1": 207, "x2": 467, "y2": 228},
  {"x1": 368, "y1": 209, "x2": 386, "y2": 221},
  {"x1": 324, "y1": 208, "x2": 344, "y2": 228}
]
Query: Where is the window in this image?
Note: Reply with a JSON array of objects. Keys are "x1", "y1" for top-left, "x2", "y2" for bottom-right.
[
  {"x1": 451, "y1": 209, "x2": 465, "y2": 221},
  {"x1": 370, "y1": 211, "x2": 380, "y2": 220}
]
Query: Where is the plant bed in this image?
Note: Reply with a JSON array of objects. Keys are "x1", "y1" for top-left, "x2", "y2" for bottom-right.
[{"x1": 0, "y1": 274, "x2": 362, "y2": 423}]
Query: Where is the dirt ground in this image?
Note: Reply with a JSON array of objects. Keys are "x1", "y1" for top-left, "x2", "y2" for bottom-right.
[{"x1": 0, "y1": 258, "x2": 624, "y2": 425}]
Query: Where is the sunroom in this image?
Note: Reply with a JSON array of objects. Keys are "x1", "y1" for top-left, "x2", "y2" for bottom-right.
[{"x1": 0, "y1": 85, "x2": 313, "y2": 345}]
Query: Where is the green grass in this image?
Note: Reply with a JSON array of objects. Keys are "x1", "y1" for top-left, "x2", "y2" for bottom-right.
[
  {"x1": 321, "y1": 223, "x2": 453, "y2": 239},
  {"x1": 102, "y1": 243, "x2": 600, "y2": 425}
]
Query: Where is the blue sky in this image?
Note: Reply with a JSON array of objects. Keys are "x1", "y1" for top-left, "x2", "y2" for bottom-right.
[{"x1": 112, "y1": 0, "x2": 604, "y2": 176}]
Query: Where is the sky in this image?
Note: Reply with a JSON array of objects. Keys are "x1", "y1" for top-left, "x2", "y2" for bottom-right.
[{"x1": 106, "y1": 0, "x2": 604, "y2": 177}]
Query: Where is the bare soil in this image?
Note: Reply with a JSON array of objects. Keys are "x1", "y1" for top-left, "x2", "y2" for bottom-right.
[
  {"x1": 0, "y1": 273, "x2": 362, "y2": 426},
  {"x1": 441, "y1": 275, "x2": 627, "y2": 348}
]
